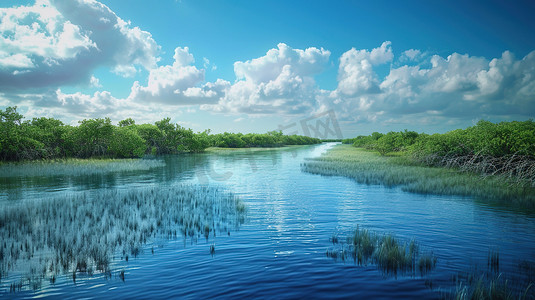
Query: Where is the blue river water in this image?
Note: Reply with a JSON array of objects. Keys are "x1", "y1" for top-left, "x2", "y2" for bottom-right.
[{"x1": 1, "y1": 143, "x2": 534, "y2": 299}]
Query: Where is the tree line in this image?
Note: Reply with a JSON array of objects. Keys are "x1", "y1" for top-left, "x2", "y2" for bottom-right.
[
  {"x1": 343, "y1": 120, "x2": 535, "y2": 157},
  {"x1": 343, "y1": 120, "x2": 535, "y2": 183},
  {"x1": 0, "y1": 107, "x2": 321, "y2": 161}
]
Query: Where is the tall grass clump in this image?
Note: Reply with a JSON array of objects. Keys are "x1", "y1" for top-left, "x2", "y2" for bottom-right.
[
  {"x1": 303, "y1": 145, "x2": 535, "y2": 207},
  {"x1": 0, "y1": 185, "x2": 246, "y2": 290},
  {"x1": 447, "y1": 254, "x2": 535, "y2": 300},
  {"x1": 452, "y1": 274, "x2": 534, "y2": 300},
  {"x1": 326, "y1": 225, "x2": 436, "y2": 276}
]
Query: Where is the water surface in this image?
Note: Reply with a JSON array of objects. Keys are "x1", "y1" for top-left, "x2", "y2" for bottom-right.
[{"x1": 1, "y1": 143, "x2": 534, "y2": 299}]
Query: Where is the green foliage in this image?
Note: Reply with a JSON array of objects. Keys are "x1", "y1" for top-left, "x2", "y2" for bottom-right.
[
  {"x1": 0, "y1": 107, "x2": 320, "y2": 161},
  {"x1": 27, "y1": 117, "x2": 67, "y2": 158},
  {"x1": 210, "y1": 131, "x2": 320, "y2": 148},
  {"x1": 118, "y1": 118, "x2": 135, "y2": 127},
  {"x1": 109, "y1": 127, "x2": 147, "y2": 158},
  {"x1": 186, "y1": 130, "x2": 212, "y2": 153},
  {"x1": 413, "y1": 120, "x2": 535, "y2": 157},
  {"x1": 347, "y1": 120, "x2": 534, "y2": 158},
  {"x1": 135, "y1": 123, "x2": 163, "y2": 154},
  {"x1": 349, "y1": 130, "x2": 419, "y2": 155},
  {"x1": 70, "y1": 118, "x2": 114, "y2": 158},
  {"x1": 1, "y1": 106, "x2": 26, "y2": 160}
]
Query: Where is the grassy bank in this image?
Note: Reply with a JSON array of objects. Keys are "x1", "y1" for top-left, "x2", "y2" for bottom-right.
[
  {"x1": 302, "y1": 145, "x2": 535, "y2": 207},
  {"x1": 0, "y1": 158, "x2": 165, "y2": 178}
]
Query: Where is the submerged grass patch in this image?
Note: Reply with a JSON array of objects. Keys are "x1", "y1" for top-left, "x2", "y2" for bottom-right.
[
  {"x1": 302, "y1": 145, "x2": 535, "y2": 207},
  {"x1": 0, "y1": 158, "x2": 165, "y2": 178},
  {"x1": 0, "y1": 185, "x2": 246, "y2": 290},
  {"x1": 444, "y1": 252, "x2": 535, "y2": 300},
  {"x1": 326, "y1": 225, "x2": 436, "y2": 276}
]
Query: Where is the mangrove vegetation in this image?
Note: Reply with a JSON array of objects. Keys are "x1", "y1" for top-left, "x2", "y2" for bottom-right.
[
  {"x1": 0, "y1": 106, "x2": 320, "y2": 161},
  {"x1": 342, "y1": 120, "x2": 535, "y2": 186},
  {"x1": 305, "y1": 120, "x2": 535, "y2": 207}
]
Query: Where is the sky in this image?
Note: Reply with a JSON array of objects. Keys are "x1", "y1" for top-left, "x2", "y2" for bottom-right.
[{"x1": 1, "y1": 0, "x2": 534, "y2": 138}]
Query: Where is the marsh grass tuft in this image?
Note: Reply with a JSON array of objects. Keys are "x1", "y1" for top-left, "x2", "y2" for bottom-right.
[
  {"x1": 303, "y1": 145, "x2": 535, "y2": 207},
  {"x1": 326, "y1": 225, "x2": 436, "y2": 276},
  {"x1": 452, "y1": 274, "x2": 533, "y2": 300},
  {"x1": 488, "y1": 249, "x2": 500, "y2": 273},
  {"x1": 0, "y1": 185, "x2": 246, "y2": 291},
  {"x1": 449, "y1": 258, "x2": 535, "y2": 300}
]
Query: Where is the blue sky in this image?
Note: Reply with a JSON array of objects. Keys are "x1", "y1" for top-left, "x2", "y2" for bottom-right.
[{"x1": 1, "y1": 0, "x2": 534, "y2": 138}]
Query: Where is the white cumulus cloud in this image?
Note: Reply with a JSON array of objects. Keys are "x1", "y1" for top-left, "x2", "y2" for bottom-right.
[
  {"x1": 0, "y1": 0, "x2": 159, "y2": 91},
  {"x1": 203, "y1": 43, "x2": 330, "y2": 115},
  {"x1": 128, "y1": 47, "x2": 229, "y2": 105},
  {"x1": 326, "y1": 42, "x2": 535, "y2": 128},
  {"x1": 336, "y1": 41, "x2": 393, "y2": 96}
]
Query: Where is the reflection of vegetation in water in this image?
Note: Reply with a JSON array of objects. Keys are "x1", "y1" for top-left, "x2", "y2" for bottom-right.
[
  {"x1": 0, "y1": 158, "x2": 164, "y2": 178},
  {"x1": 326, "y1": 226, "x2": 436, "y2": 276},
  {"x1": 303, "y1": 145, "x2": 535, "y2": 206},
  {"x1": 0, "y1": 185, "x2": 246, "y2": 289}
]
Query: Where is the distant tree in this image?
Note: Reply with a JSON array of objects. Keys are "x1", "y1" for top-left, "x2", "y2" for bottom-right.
[
  {"x1": 71, "y1": 118, "x2": 114, "y2": 157},
  {"x1": 109, "y1": 127, "x2": 147, "y2": 158},
  {"x1": 118, "y1": 118, "x2": 135, "y2": 127}
]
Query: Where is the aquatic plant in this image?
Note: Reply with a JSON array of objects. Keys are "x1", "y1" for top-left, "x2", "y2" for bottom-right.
[
  {"x1": 452, "y1": 274, "x2": 534, "y2": 300},
  {"x1": 326, "y1": 226, "x2": 436, "y2": 276},
  {"x1": 0, "y1": 158, "x2": 165, "y2": 178},
  {"x1": 448, "y1": 256, "x2": 535, "y2": 300},
  {"x1": 303, "y1": 145, "x2": 535, "y2": 207},
  {"x1": 0, "y1": 185, "x2": 246, "y2": 290},
  {"x1": 488, "y1": 249, "x2": 500, "y2": 273}
]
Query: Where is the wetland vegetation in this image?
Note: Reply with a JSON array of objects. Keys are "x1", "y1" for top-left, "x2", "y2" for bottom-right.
[
  {"x1": 326, "y1": 225, "x2": 437, "y2": 276},
  {"x1": 0, "y1": 106, "x2": 320, "y2": 162},
  {"x1": 2, "y1": 110, "x2": 534, "y2": 298},
  {"x1": 341, "y1": 120, "x2": 535, "y2": 188},
  {"x1": 303, "y1": 145, "x2": 535, "y2": 206},
  {"x1": 0, "y1": 185, "x2": 246, "y2": 289},
  {"x1": 304, "y1": 120, "x2": 535, "y2": 207}
]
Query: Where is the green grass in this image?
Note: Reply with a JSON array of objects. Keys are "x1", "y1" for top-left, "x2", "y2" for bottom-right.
[
  {"x1": 0, "y1": 158, "x2": 165, "y2": 178},
  {"x1": 302, "y1": 145, "x2": 535, "y2": 207},
  {"x1": 0, "y1": 185, "x2": 246, "y2": 290},
  {"x1": 326, "y1": 225, "x2": 436, "y2": 276}
]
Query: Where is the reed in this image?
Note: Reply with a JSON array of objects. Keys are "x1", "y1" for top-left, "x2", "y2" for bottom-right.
[
  {"x1": 326, "y1": 225, "x2": 436, "y2": 276},
  {"x1": 0, "y1": 185, "x2": 246, "y2": 290},
  {"x1": 449, "y1": 258, "x2": 535, "y2": 300},
  {"x1": 452, "y1": 274, "x2": 533, "y2": 300}
]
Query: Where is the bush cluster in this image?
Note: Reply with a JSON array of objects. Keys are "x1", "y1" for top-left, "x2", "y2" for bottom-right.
[
  {"x1": 344, "y1": 120, "x2": 535, "y2": 158},
  {"x1": 210, "y1": 131, "x2": 321, "y2": 148},
  {"x1": 0, "y1": 107, "x2": 320, "y2": 161},
  {"x1": 343, "y1": 120, "x2": 535, "y2": 184}
]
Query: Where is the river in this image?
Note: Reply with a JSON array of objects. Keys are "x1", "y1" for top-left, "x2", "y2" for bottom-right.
[{"x1": 1, "y1": 143, "x2": 534, "y2": 299}]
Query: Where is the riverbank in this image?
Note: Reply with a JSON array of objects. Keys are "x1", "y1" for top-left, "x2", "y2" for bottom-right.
[{"x1": 302, "y1": 144, "x2": 535, "y2": 208}]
